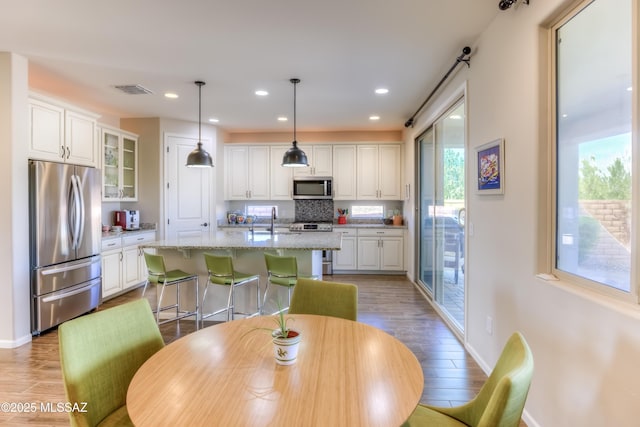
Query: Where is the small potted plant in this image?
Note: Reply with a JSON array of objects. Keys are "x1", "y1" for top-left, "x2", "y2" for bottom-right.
[{"x1": 270, "y1": 307, "x2": 301, "y2": 366}]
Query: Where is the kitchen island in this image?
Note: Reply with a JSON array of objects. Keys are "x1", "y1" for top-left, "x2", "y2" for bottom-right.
[{"x1": 140, "y1": 230, "x2": 342, "y2": 319}]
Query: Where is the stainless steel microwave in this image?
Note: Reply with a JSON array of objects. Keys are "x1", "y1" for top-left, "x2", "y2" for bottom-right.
[{"x1": 292, "y1": 176, "x2": 333, "y2": 199}]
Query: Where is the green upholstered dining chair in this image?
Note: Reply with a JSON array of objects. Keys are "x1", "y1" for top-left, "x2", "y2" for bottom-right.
[
  {"x1": 288, "y1": 277, "x2": 358, "y2": 321},
  {"x1": 58, "y1": 299, "x2": 165, "y2": 427},
  {"x1": 142, "y1": 251, "x2": 199, "y2": 328},
  {"x1": 402, "y1": 331, "x2": 534, "y2": 427},
  {"x1": 263, "y1": 252, "x2": 317, "y2": 314},
  {"x1": 201, "y1": 253, "x2": 260, "y2": 326}
]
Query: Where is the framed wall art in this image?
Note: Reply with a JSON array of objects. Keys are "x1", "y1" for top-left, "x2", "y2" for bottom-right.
[{"x1": 475, "y1": 138, "x2": 504, "y2": 195}]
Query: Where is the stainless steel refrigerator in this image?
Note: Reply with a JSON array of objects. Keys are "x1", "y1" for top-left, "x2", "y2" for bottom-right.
[{"x1": 29, "y1": 160, "x2": 102, "y2": 335}]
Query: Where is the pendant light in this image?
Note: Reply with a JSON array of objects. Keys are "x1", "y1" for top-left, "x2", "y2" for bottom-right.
[
  {"x1": 186, "y1": 81, "x2": 214, "y2": 167},
  {"x1": 281, "y1": 78, "x2": 309, "y2": 167}
]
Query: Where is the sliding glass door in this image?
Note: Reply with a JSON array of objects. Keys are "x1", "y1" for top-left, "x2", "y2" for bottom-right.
[{"x1": 416, "y1": 100, "x2": 466, "y2": 331}]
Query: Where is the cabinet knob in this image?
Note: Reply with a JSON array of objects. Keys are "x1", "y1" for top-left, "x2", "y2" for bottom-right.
[{"x1": 201, "y1": 222, "x2": 208, "y2": 227}]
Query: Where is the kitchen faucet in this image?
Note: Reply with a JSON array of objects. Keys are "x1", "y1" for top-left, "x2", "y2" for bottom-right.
[{"x1": 270, "y1": 206, "x2": 276, "y2": 236}]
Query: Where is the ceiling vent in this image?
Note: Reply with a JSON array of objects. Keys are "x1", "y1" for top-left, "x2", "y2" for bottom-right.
[{"x1": 114, "y1": 84, "x2": 153, "y2": 95}]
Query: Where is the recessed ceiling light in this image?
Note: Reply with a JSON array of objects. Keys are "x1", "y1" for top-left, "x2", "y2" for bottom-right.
[
  {"x1": 369, "y1": 115, "x2": 380, "y2": 121},
  {"x1": 208, "y1": 118, "x2": 219, "y2": 123},
  {"x1": 277, "y1": 116, "x2": 288, "y2": 122},
  {"x1": 561, "y1": 113, "x2": 568, "y2": 118},
  {"x1": 255, "y1": 90, "x2": 269, "y2": 96},
  {"x1": 627, "y1": 86, "x2": 633, "y2": 92},
  {"x1": 164, "y1": 92, "x2": 179, "y2": 99},
  {"x1": 449, "y1": 114, "x2": 462, "y2": 120},
  {"x1": 375, "y1": 88, "x2": 389, "y2": 95}
]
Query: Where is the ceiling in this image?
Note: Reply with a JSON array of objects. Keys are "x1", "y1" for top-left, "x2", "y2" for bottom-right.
[{"x1": 0, "y1": 0, "x2": 499, "y2": 133}]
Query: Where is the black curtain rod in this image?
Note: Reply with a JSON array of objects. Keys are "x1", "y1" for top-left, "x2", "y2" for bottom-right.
[{"x1": 404, "y1": 46, "x2": 471, "y2": 128}]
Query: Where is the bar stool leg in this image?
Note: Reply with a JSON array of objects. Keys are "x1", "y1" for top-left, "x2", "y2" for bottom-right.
[
  {"x1": 262, "y1": 278, "x2": 270, "y2": 315},
  {"x1": 176, "y1": 282, "x2": 181, "y2": 320},
  {"x1": 227, "y1": 283, "x2": 234, "y2": 322},
  {"x1": 194, "y1": 277, "x2": 199, "y2": 330},
  {"x1": 157, "y1": 281, "x2": 167, "y2": 325},
  {"x1": 256, "y1": 278, "x2": 260, "y2": 317}
]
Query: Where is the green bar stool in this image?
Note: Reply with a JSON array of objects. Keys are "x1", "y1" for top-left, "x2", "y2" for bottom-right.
[
  {"x1": 263, "y1": 252, "x2": 317, "y2": 315},
  {"x1": 142, "y1": 252, "x2": 199, "y2": 329},
  {"x1": 201, "y1": 253, "x2": 260, "y2": 327}
]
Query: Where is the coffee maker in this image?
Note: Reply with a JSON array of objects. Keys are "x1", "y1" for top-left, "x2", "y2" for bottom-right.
[{"x1": 114, "y1": 210, "x2": 140, "y2": 230}]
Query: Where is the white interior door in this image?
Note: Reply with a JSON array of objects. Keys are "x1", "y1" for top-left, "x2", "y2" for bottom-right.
[{"x1": 165, "y1": 133, "x2": 212, "y2": 241}]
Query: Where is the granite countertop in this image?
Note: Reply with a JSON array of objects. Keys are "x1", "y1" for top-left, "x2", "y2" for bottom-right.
[
  {"x1": 219, "y1": 221, "x2": 407, "y2": 230},
  {"x1": 333, "y1": 223, "x2": 407, "y2": 229},
  {"x1": 141, "y1": 230, "x2": 342, "y2": 251},
  {"x1": 102, "y1": 227, "x2": 157, "y2": 240}
]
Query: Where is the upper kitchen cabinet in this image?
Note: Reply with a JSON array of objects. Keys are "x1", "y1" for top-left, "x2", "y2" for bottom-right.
[
  {"x1": 293, "y1": 145, "x2": 333, "y2": 177},
  {"x1": 28, "y1": 95, "x2": 99, "y2": 167},
  {"x1": 270, "y1": 145, "x2": 293, "y2": 200},
  {"x1": 332, "y1": 145, "x2": 357, "y2": 200},
  {"x1": 356, "y1": 144, "x2": 402, "y2": 200},
  {"x1": 225, "y1": 145, "x2": 270, "y2": 200},
  {"x1": 101, "y1": 126, "x2": 138, "y2": 201}
]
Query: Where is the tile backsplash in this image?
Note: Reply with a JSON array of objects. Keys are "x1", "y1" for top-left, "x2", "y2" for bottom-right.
[{"x1": 295, "y1": 199, "x2": 334, "y2": 222}]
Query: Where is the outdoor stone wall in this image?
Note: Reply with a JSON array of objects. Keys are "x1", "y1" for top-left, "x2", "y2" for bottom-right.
[{"x1": 580, "y1": 200, "x2": 630, "y2": 249}]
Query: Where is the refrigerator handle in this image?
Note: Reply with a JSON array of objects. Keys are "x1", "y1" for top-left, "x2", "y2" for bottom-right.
[
  {"x1": 41, "y1": 281, "x2": 99, "y2": 303},
  {"x1": 75, "y1": 174, "x2": 86, "y2": 248},
  {"x1": 67, "y1": 175, "x2": 76, "y2": 249},
  {"x1": 68, "y1": 175, "x2": 82, "y2": 250}
]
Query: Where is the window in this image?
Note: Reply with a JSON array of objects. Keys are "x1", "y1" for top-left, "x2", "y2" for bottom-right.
[
  {"x1": 552, "y1": 0, "x2": 634, "y2": 296},
  {"x1": 350, "y1": 205, "x2": 384, "y2": 218},
  {"x1": 246, "y1": 205, "x2": 277, "y2": 218}
]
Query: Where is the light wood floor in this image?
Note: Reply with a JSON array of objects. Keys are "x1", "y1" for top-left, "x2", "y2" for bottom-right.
[{"x1": 0, "y1": 274, "x2": 525, "y2": 426}]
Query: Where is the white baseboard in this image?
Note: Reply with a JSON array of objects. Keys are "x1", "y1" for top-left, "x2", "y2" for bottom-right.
[{"x1": 0, "y1": 333, "x2": 32, "y2": 349}]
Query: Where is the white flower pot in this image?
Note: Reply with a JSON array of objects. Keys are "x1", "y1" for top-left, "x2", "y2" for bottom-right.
[{"x1": 272, "y1": 330, "x2": 301, "y2": 365}]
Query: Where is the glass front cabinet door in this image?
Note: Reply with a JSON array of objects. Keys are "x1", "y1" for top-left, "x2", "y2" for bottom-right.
[{"x1": 102, "y1": 127, "x2": 138, "y2": 201}]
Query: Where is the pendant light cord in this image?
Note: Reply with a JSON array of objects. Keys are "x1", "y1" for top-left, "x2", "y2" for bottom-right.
[
  {"x1": 198, "y1": 82, "x2": 202, "y2": 145},
  {"x1": 290, "y1": 78, "x2": 300, "y2": 144},
  {"x1": 196, "y1": 81, "x2": 205, "y2": 147}
]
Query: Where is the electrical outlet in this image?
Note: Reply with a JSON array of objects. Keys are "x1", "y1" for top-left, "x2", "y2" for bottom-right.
[{"x1": 485, "y1": 316, "x2": 493, "y2": 335}]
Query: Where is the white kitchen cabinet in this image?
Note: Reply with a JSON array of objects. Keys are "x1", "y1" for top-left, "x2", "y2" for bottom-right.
[
  {"x1": 270, "y1": 145, "x2": 293, "y2": 199},
  {"x1": 332, "y1": 228, "x2": 358, "y2": 270},
  {"x1": 101, "y1": 126, "x2": 138, "y2": 201},
  {"x1": 28, "y1": 95, "x2": 99, "y2": 167},
  {"x1": 225, "y1": 145, "x2": 270, "y2": 200},
  {"x1": 332, "y1": 145, "x2": 357, "y2": 200},
  {"x1": 101, "y1": 231, "x2": 156, "y2": 299},
  {"x1": 101, "y1": 247, "x2": 123, "y2": 297},
  {"x1": 356, "y1": 228, "x2": 404, "y2": 271},
  {"x1": 356, "y1": 144, "x2": 402, "y2": 200},
  {"x1": 293, "y1": 145, "x2": 333, "y2": 177}
]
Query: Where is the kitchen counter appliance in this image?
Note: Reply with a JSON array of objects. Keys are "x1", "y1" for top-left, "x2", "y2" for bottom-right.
[
  {"x1": 292, "y1": 176, "x2": 333, "y2": 199},
  {"x1": 289, "y1": 222, "x2": 334, "y2": 274},
  {"x1": 29, "y1": 160, "x2": 102, "y2": 334},
  {"x1": 289, "y1": 222, "x2": 333, "y2": 232},
  {"x1": 114, "y1": 209, "x2": 140, "y2": 230}
]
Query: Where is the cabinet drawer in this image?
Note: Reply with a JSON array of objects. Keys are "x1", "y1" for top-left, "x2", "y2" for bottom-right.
[
  {"x1": 357, "y1": 228, "x2": 404, "y2": 237},
  {"x1": 335, "y1": 228, "x2": 357, "y2": 236},
  {"x1": 101, "y1": 238, "x2": 122, "y2": 251},
  {"x1": 123, "y1": 232, "x2": 156, "y2": 247}
]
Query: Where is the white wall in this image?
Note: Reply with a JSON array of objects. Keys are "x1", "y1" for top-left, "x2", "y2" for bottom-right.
[
  {"x1": 0, "y1": 53, "x2": 31, "y2": 347},
  {"x1": 404, "y1": 1, "x2": 640, "y2": 425}
]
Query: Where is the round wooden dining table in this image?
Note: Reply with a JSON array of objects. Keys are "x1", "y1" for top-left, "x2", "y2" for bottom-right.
[{"x1": 127, "y1": 314, "x2": 424, "y2": 427}]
